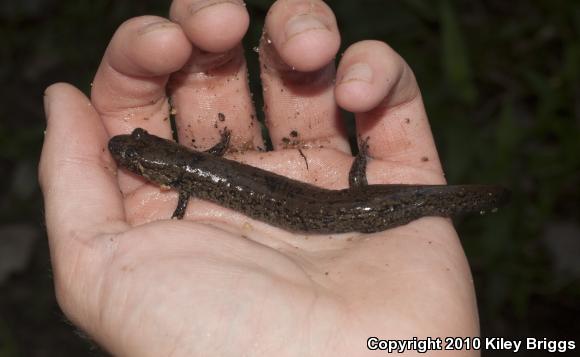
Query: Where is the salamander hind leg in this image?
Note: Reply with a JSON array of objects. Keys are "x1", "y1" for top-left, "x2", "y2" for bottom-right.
[
  {"x1": 205, "y1": 127, "x2": 231, "y2": 156},
  {"x1": 348, "y1": 136, "x2": 370, "y2": 189},
  {"x1": 171, "y1": 191, "x2": 190, "y2": 219}
]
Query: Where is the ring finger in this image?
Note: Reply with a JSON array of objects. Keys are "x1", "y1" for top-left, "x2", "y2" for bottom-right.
[{"x1": 259, "y1": 0, "x2": 348, "y2": 153}]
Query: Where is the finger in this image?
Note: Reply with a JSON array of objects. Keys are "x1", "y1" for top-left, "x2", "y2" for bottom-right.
[
  {"x1": 91, "y1": 16, "x2": 192, "y2": 193},
  {"x1": 336, "y1": 40, "x2": 444, "y2": 176},
  {"x1": 259, "y1": 0, "x2": 349, "y2": 152},
  {"x1": 169, "y1": 0, "x2": 249, "y2": 53},
  {"x1": 263, "y1": 0, "x2": 340, "y2": 72},
  {"x1": 39, "y1": 83, "x2": 128, "y2": 255},
  {"x1": 169, "y1": 45, "x2": 264, "y2": 152},
  {"x1": 168, "y1": 1, "x2": 262, "y2": 151},
  {"x1": 92, "y1": 16, "x2": 192, "y2": 138}
]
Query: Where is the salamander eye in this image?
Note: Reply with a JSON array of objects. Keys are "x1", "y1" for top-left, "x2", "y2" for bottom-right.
[{"x1": 131, "y1": 128, "x2": 147, "y2": 140}]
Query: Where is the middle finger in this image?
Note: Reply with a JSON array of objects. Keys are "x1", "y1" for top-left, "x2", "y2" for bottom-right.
[{"x1": 169, "y1": 0, "x2": 264, "y2": 151}]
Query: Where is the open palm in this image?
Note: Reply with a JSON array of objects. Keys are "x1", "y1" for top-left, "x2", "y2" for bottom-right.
[{"x1": 39, "y1": 1, "x2": 478, "y2": 356}]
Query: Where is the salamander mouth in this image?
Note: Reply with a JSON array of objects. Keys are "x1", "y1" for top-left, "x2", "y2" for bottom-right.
[
  {"x1": 108, "y1": 135, "x2": 128, "y2": 162},
  {"x1": 107, "y1": 134, "x2": 144, "y2": 172}
]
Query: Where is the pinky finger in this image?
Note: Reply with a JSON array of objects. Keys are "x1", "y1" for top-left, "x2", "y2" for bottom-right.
[{"x1": 335, "y1": 41, "x2": 442, "y2": 175}]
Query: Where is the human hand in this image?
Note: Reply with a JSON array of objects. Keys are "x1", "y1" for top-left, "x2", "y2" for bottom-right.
[{"x1": 39, "y1": 1, "x2": 478, "y2": 356}]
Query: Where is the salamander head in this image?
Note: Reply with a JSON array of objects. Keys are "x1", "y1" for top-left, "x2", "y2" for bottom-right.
[{"x1": 108, "y1": 128, "x2": 187, "y2": 186}]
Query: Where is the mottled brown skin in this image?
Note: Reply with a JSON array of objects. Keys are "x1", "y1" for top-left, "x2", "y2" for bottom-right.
[{"x1": 108, "y1": 128, "x2": 510, "y2": 233}]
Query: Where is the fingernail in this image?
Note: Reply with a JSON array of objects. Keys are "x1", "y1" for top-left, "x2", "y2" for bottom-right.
[
  {"x1": 43, "y1": 87, "x2": 53, "y2": 119},
  {"x1": 189, "y1": 0, "x2": 245, "y2": 15},
  {"x1": 285, "y1": 14, "x2": 327, "y2": 40},
  {"x1": 339, "y1": 62, "x2": 373, "y2": 84},
  {"x1": 139, "y1": 20, "x2": 176, "y2": 35}
]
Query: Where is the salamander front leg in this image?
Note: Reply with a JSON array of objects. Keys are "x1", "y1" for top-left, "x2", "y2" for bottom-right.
[
  {"x1": 348, "y1": 136, "x2": 370, "y2": 188},
  {"x1": 205, "y1": 128, "x2": 231, "y2": 156},
  {"x1": 171, "y1": 191, "x2": 190, "y2": 219}
]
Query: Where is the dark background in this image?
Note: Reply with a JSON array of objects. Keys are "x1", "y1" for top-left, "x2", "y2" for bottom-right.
[{"x1": 1, "y1": 0, "x2": 579, "y2": 356}]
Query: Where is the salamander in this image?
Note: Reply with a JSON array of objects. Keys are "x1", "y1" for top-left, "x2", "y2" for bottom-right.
[{"x1": 108, "y1": 128, "x2": 509, "y2": 233}]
